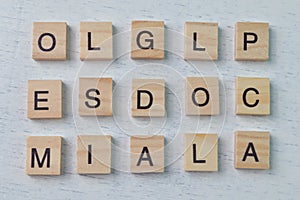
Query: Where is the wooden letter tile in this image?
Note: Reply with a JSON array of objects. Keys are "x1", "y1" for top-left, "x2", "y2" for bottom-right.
[
  {"x1": 26, "y1": 136, "x2": 62, "y2": 175},
  {"x1": 132, "y1": 79, "x2": 165, "y2": 117},
  {"x1": 184, "y1": 134, "x2": 218, "y2": 171},
  {"x1": 80, "y1": 22, "x2": 113, "y2": 60},
  {"x1": 27, "y1": 80, "x2": 62, "y2": 119},
  {"x1": 131, "y1": 20, "x2": 164, "y2": 59},
  {"x1": 235, "y1": 131, "x2": 270, "y2": 169},
  {"x1": 79, "y1": 78, "x2": 112, "y2": 116},
  {"x1": 186, "y1": 77, "x2": 219, "y2": 115},
  {"x1": 32, "y1": 22, "x2": 67, "y2": 60},
  {"x1": 236, "y1": 77, "x2": 270, "y2": 115},
  {"x1": 77, "y1": 135, "x2": 111, "y2": 174},
  {"x1": 235, "y1": 22, "x2": 269, "y2": 61},
  {"x1": 130, "y1": 135, "x2": 164, "y2": 173},
  {"x1": 184, "y1": 22, "x2": 218, "y2": 60}
]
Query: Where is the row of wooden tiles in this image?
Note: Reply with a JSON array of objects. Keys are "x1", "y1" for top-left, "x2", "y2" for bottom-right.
[
  {"x1": 28, "y1": 77, "x2": 270, "y2": 119},
  {"x1": 32, "y1": 21, "x2": 269, "y2": 61},
  {"x1": 26, "y1": 131, "x2": 270, "y2": 175}
]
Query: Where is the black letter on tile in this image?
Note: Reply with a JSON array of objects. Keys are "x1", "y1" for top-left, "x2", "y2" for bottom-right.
[
  {"x1": 88, "y1": 32, "x2": 101, "y2": 51},
  {"x1": 38, "y1": 33, "x2": 56, "y2": 52},
  {"x1": 243, "y1": 32, "x2": 258, "y2": 51},
  {"x1": 85, "y1": 89, "x2": 101, "y2": 108},
  {"x1": 193, "y1": 144, "x2": 206, "y2": 163},
  {"x1": 242, "y1": 88, "x2": 259, "y2": 108},
  {"x1": 193, "y1": 32, "x2": 205, "y2": 51},
  {"x1": 242, "y1": 142, "x2": 259, "y2": 162},
  {"x1": 137, "y1": 90, "x2": 153, "y2": 109},
  {"x1": 136, "y1": 31, "x2": 154, "y2": 49},
  {"x1": 31, "y1": 148, "x2": 51, "y2": 168},
  {"x1": 137, "y1": 147, "x2": 153, "y2": 166},
  {"x1": 88, "y1": 144, "x2": 92, "y2": 164},
  {"x1": 34, "y1": 91, "x2": 49, "y2": 110},
  {"x1": 192, "y1": 88, "x2": 210, "y2": 107}
]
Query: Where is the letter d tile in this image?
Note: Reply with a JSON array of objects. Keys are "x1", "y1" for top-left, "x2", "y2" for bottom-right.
[{"x1": 131, "y1": 79, "x2": 165, "y2": 117}]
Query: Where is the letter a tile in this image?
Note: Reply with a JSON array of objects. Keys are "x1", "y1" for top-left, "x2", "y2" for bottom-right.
[
  {"x1": 130, "y1": 135, "x2": 164, "y2": 173},
  {"x1": 235, "y1": 131, "x2": 270, "y2": 169}
]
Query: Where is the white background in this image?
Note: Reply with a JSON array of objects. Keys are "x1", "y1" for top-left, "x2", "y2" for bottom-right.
[{"x1": 0, "y1": 0, "x2": 299, "y2": 199}]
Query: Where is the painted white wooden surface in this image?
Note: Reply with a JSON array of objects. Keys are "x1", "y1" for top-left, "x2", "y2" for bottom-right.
[{"x1": 0, "y1": 0, "x2": 299, "y2": 199}]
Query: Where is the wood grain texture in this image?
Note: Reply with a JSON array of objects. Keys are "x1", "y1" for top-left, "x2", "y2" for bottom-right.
[
  {"x1": 186, "y1": 77, "x2": 219, "y2": 115},
  {"x1": 235, "y1": 77, "x2": 270, "y2": 115},
  {"x1": 77, "y1": 135, "x2": 111, "y2": 174},
  {"x1": 131, "y1": 79, "x2": 165, "y2": 117},
  {"x1": 1, "y1": 0, "x2": 300, "y2": 199},
  {"x1": 32, "y1": 22, "x2": 67, "y2": 60},
  {"x1": 184, "y1": 134, "x2": 218, "y2": 171},
  {"x1": 235, "y1": 131, "x2": 270, "y2": 169},
  {"x1": 27, "y1": 80, "x2": 62, "y2": 119},
  {"x1": 80, "y1": 22, "x2": 113, "y2": 60},
  {"x1": 235, "y1": 22, "x2": 269, "y2": 61},
  {"x1": 131, "y1": 20, "x2": 164, "y2": 59},
  {"x1": 184, "y1": 22, "x2": 218, "y2": 60},
  {"x1": 79, "y1": 78, "x2": 112, "y2": 116},
  {"x1": 130, "y1": 135, "x2": 164, "y2": 173},
  {"x1": 26, "y1": 136, "x2": 62, "y2": 175}
]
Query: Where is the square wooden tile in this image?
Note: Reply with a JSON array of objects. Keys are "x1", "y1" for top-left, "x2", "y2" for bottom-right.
[
  {"x1": 184, "y1": 22, "x2": 218, "y2": 60},
  {"x1": 26, "y1": 136, "x2": 62, "y2": 175},
  {"x1": 184, "y1": 134, "x2": 218, "y2": 171},
  {"x1": 236, "y1": 77, "x2": 270, "y2": 115},
  {"x1": 186, "y1": 77, "x2": 219, "y2": 115},
  {"x1": 131, "y1": 20, "x2": 164, "y2": 59},
  {"x1": 32, "y1": 22, "x2": 67, "y2": 60},
  {"x1": 80, "y1": 22, "x2": 113, "y2": 60},
  {"x1": 235, "y1": 131, "x2": 270, "y2": 169},
  {"x1": 27, "y1": 80, "x2": 62, "y2": 119},
  {"x1": 132, "y1": 79, "x2": 165, "y2": 117},
  {"x1": 235, "y1": 22, "x2": 269, "y2": 61},
  {"x1": 130, "y1": 135, "x2": 164, "y2": 173},
  {"x1": 77, "y1": 135, "x2": 111, "y2": 174},
  {"x1": 79, "y1": 78, "x2": 112, "y2": 116}
]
